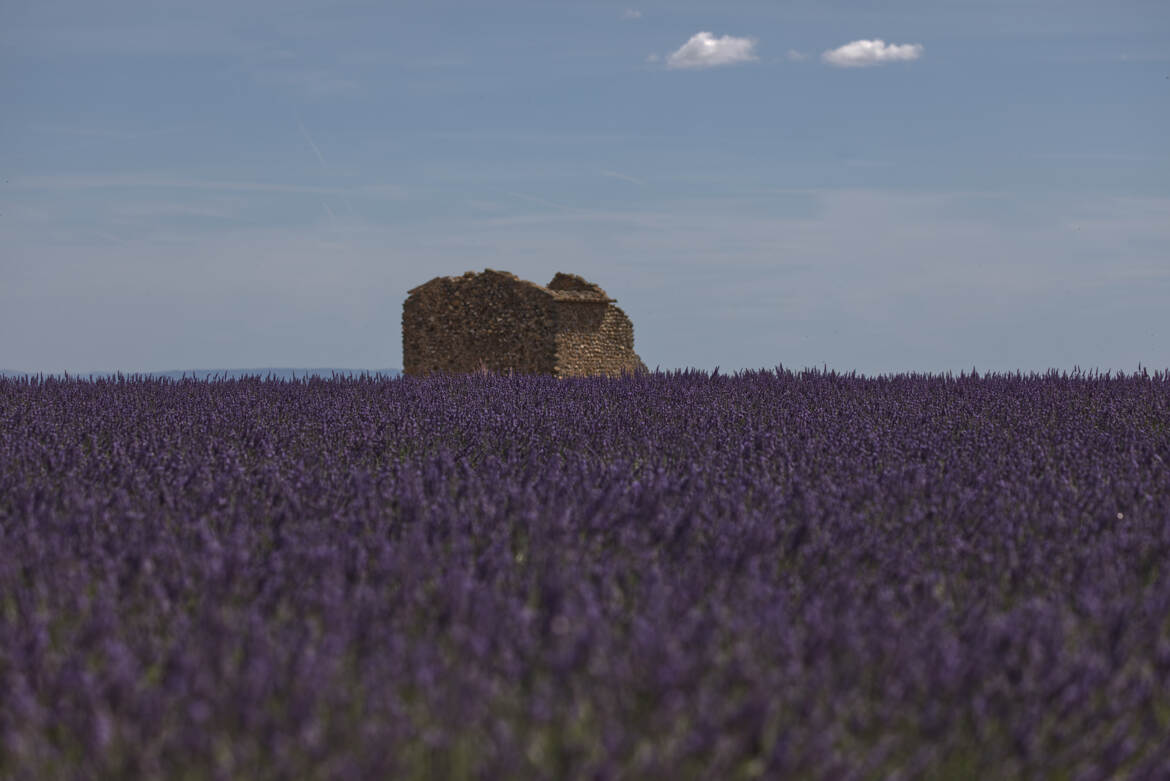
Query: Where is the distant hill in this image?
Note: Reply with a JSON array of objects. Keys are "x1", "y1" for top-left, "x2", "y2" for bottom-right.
[{"x1": 0, "y1": 368, "x2": 401, "y2": 380}]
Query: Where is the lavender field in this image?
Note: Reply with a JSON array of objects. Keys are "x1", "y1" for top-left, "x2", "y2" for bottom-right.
[{"x1": 2, "y1": 368, "x2": 1169, "y2": 779}]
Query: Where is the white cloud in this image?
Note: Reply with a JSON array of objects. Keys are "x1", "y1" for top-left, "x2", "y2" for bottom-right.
[
  {"x1": 666, "y1": 32, "x2": 758, "y2": 70},
  {"x1": 786, "y1": 49, "x2": 808, "y2": 62},
  {"x1": 645, "y1": 53, "x2": 660, "y2": 63},
  {"x1": 821, "y1": 39, "x2": 923, "y2": 67},
  {"x1": 621, "y1": 9, "x2": 642, "y2": 19}
]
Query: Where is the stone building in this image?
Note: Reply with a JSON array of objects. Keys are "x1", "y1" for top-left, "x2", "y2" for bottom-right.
[{"x1": 402, "y1": 269, "x2": 647, "y2": 377}]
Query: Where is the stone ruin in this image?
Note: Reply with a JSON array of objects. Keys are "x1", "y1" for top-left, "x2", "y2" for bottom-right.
[{"x1": 402, "y1": 269, "x2": 647, "y2": 378}]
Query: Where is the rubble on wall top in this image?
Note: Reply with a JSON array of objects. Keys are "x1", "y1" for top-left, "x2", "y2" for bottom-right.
[{"x1": 407, "y1": 268, "x2": 615, "y2": 303}]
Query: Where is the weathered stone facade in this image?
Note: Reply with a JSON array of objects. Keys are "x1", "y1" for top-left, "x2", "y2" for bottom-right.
[{"x1": 403, "y1": 269, "x2": 646, "y2": 378}]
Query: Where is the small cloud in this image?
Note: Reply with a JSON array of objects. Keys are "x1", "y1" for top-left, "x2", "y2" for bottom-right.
[
  {"x1": 822, "y1": 39, "x2": 923, "y2": 67},
  {"x1": 621, "y1": 9, "x2": 642, "y2": 19},
  {"x1": 786, "y1": 49, "x2": 808, "y2": 62},
  {"x1": 666, "y1": 31, "x2": 758, "y2": 70},
  {"x1": 645, "y1": 53, "x2": 660, "y2": 63}
]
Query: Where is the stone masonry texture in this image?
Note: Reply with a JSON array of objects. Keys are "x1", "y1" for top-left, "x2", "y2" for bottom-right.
[{"x1": 402, "y1": 269, "x2": 647, "y2": 378}]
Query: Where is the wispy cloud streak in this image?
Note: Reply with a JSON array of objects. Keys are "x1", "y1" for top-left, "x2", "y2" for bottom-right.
[
  {"x1": 601, "y1": 170, "x2": 646, "y2": 185},
  {"x1": 298, "y1": 121, "x2": 329, "y2": 171},
  {"x1": 497, "y1": 190, "x2": 575, "y2": 211}
]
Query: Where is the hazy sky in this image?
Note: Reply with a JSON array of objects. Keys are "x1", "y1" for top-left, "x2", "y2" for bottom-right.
[{"x1": 2, "y1": 0, "x2": 1168, "y2": 375}]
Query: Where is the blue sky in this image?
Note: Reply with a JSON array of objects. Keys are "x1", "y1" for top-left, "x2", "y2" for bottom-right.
[{"x1": 2, "y1": 0, "x2": 1167, "y2": 375}]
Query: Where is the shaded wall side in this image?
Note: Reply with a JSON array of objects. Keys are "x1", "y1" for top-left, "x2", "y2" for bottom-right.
[
  {"x1": 553, "y1": 303, "x2": 647, "y2": 378},
  {"x1": 402, "y1": 276, "x2": 558, "y2": 375}
]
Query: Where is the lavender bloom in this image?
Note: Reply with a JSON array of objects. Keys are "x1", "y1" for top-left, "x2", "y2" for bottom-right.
[{"x1": 1, "y1": 368, "x2": 1168, "y2": 778}]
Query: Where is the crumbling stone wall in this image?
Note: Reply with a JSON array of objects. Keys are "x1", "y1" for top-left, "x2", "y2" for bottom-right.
[
  {"x1": 403, "y1": 269, "x2": 645, "y2": 377},
  {"x1": 553, "y1": 302, "x2": 644, "y2": 378},
  {"x1": 544, "y1": 271, "x2": 645, "y2": 378},
  {"x1": 547, "y1": 272, "x2": 608, "y2": 298},
  {"x1": 403, "y1": 270, "x2": 558, "y2": 376}
]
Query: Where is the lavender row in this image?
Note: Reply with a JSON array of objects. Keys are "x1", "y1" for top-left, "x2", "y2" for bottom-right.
[{"x1": 2, "y1": 369, "x2": 1169, "y2": 779}]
